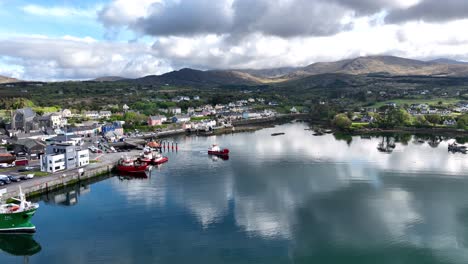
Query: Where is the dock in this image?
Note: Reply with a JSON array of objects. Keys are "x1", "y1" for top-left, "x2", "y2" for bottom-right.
[{"x1": 0, "y1": 150, "x2": 139, "y2": 201}]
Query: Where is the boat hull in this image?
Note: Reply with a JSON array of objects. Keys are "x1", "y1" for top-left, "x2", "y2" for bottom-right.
[
  {"x1": 208, "y1": 149, "x2": 229, "y2": 156},
  {"x1": 116, "y1": 165, "x2": 149, "y2": 173},
  {"x1": 0, "y1": 208, "x2": 37, "y2": 233},
  {"x1": 153, "y1": 157, "x2": 169, "y2": 165}
]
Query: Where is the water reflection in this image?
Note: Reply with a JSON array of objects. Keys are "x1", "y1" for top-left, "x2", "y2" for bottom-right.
[
  {"x1": 0, "y1": 234, "x2": 41, "y2": 256},
  {"x1": 4, "y1": 123, "x2": 468, "y2": 263},
  {"x1": 41, "y1": 184, "x2": 91, "y2": 206}
]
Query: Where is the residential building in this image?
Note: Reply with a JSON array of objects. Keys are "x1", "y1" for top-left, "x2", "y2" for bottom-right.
[
  {"x1": 169, "y1": 107, "x2": 182, "y2": 114},
  {"x1": 40, "y1": 144, "x2": 89, "y2": 173},
  {"x1": 67, "y1": 125, "x2": 100, "y2": 137},
  {"x1": 444, "y1": 119, "x2": 457, "y2": 126},
  {"x1": 84, "y1": 111, "x2": 99, "y2": 119},
  {"x1": 290, "y1": 107, "x2": 298, "y2": 113},
  {"x1": 172, "y1": 115, "x2": 191, "y2": 123},
  {"x1": 46, "y1": 135, "x2": 83, "y2": 146},
  {"x1": 99, "y1": 111, "x2": 112, "y2": 119},
  {"x1": 38, "y1": 113, "x2": 65, "y2": 129},
  {"x1": 148, "y1": 115, "x2": 167, "y2": 126},
  {"x1": 13, "y1": 139, "x2": 46, "y2": 159},
  {"x1": 123, "y1": 104, "x2": 130, "y2": 112},
  {"x1": 61, "y1": 109, "x2": 72, "y2": 118},
  {"x1": 187, "y1": 107, "x2": 195, "y2": 115}
]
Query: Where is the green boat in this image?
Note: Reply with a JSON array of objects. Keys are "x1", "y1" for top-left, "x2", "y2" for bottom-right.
[{"x1": 0, "y1": 188, "x2": 39, "y2": 233}]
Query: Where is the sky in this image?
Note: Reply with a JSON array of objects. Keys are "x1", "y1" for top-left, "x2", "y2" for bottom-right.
[{"x1": 2, "y1": 0, "x2": 468, "y2": 80}]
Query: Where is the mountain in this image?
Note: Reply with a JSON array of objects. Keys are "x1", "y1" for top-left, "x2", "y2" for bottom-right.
[
  {"x1": 93, "y1": 76, "x2": 128, "y2": 82},
  {"x1": 114, "y1": 55, "x2": 468, "y2": 87},
  {"x1": 234, "y1": 67, "x2": 299, "y2": 78},
  {"x1": 429, "y1": 58, "x2": 468, "y2": 65},
  {"x1": 281, "y1": 56, "x2": 468, "y2": 79},
  {"x1": 132, "y1": 68, "x2": 260, "y2": 86},
  {"x1": 0, "y1": 75, "x2": 19, "y2": 84}
]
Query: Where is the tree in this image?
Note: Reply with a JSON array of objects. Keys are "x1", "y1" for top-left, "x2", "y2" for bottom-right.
[
  {"x1": 333, "y1": 113, "x2": 352, "y2": 131},
  {"x1": 376, "y1": 108, "x2": 411, "y2": 128},
  {"x1": 414, "y1": 115, "x2": 428, "y2": 128},
  {"x1": 425, "y1": 114, "x2": 441, "y2": 127},
  {"x1": 457, "y1": 114, "x2": 468, "y2": 129}
]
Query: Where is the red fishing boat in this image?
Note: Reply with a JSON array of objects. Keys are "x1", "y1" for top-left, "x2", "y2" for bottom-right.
[
  {"x1": 153, "y1": 153, "x2": 169, "y2": 165},
  {"x1": 116, "y1": 157, "x2": 151, "y2": 173},
  {"x1": 208, "y1": 144, "x2": 229, "y2": 156}
]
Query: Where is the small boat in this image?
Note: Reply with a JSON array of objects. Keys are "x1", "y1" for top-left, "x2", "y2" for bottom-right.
[
  {"x1": 152, "y1": 152, "x2": 169, "y2": 165},
  {"x1": 116, "y1": 157, "x2": 151, "y2": 173},
  {"x1": 0, "y1": 187, "x2": 39, "y2": 233},
  {"x1": 208, "y1": 144, "x2": 229, "y2": 156},
  {"x1": 448, "y1": 143, "x2": 467, "y2": 153},
  {"x1": 271, "y1": 132, "x2": 285, "y2": 136},
  {"x1": 313, "y1": 130, "x2": 325, "y2": 136}
]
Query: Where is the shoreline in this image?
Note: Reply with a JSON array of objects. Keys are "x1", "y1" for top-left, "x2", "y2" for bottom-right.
[{"x1": 3, "y1": 117, "x2": 467, "y2": 201}]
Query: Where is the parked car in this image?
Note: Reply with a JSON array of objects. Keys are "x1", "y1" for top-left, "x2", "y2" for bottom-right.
[
  {"x1": 0, "y1": 180, "x2": 4, "y2": 186},
  {"x1": 0, "y1": 175, "x2": 11, "y2": 184},
  {"x1": 0, "y1": 163, "x2": 14, "y2": 168},
  {"x1": 19, "y1": 173, "x2": 34, "y2": 180},
  {"x1": 18, "y1": 166, "x2": 35, "y2": 172},
  {"x1": 7, "y1": 175, "x2": 21, "y2": 182}
]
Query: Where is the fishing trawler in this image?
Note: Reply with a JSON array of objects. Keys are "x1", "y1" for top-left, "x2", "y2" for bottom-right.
[
  {"x1": 0, "y1": 188, "x2": 39, "y2": 233},
  {"x1": 208, "y1": 144, "x2": 230, "y2": 156}
]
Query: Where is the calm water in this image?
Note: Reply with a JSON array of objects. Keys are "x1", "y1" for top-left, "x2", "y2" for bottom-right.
[{"x1": 3, "y1": 123, "x2": 468, "y2": 263}]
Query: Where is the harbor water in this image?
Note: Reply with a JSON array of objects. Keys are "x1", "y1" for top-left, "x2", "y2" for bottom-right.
[{"x1": 2, "y1": 122, "x2": 468, "y2": 263}]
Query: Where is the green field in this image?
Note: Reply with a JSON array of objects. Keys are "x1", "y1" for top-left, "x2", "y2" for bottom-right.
[{"x1": 369, "y1": 98, "x2": 461, "y2": 108}]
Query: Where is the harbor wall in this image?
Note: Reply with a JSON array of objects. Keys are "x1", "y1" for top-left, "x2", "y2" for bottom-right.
[{"x1": 1, "y1": 164, "x2": 114, "y2": 201}]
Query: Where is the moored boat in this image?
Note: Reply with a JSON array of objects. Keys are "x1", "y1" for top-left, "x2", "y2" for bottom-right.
[
  {"x1": 116, "y1": 157, "x2": 151, "y2": 173},
  {"x1": 0, "y1": 187, "x2": 39, "y2": 233},
  {"x1": 208, "y1": 144, "x2": 229, "y2": 156},
  {"x1": 152, "y1": 152, "x2": 169, "y2": 165},
  {"x1": 271, "y1": 132, "x2": 285, "y2": 136}
]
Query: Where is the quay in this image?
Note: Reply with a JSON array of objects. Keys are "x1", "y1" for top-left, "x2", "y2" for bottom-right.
[{"x1": 0, "y1": 150, "x2": 140, "y2": 201}]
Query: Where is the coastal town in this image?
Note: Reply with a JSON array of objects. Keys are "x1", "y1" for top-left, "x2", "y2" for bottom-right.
[{"x1": 0, "y1": 95, "x2": 299, "y2": 200}]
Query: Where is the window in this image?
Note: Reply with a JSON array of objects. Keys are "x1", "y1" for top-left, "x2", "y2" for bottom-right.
[
  {"x1": 55, "y1": 166, "x2": 60, "y2": 170},
  {"x1": 49, "y1": 167, "x2": 52, "y2": 171}
]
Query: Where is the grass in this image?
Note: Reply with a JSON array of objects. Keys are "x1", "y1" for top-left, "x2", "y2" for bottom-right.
[
  {"x1": 351, "y1": 122, "x2": 369, "y2": 129},
  {"x1": 19, "y1": 171, "x2": 49, "y2": 177},
  {"x1": 369, "y1": 98, "x2": 461, "y2": 108},
  {"x1": 190, "y1": 116, "x2": 211, "y2": 122},
  {"x1": 89, "y1": 160, "x2": 100, "y2": 164}
]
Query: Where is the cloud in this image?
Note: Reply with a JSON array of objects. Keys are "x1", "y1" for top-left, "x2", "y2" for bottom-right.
[
  {"x1": 98, "y1": 0, "x2": 162, "y2": 27},
  {"x1": 22, "y1": 4, "x2": 97, "y2": 18},
  {"x1": 100, "y1": 0, "x2": 353, "y2": 39},
  {"x1": 386, "y1": 0, "x2": 468, "y2": 23},
  {"x1": 0, "y1": 36, "x2": 172, "y2": 80}
]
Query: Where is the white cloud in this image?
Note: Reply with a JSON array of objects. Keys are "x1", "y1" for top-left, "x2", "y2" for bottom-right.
[
  {"x1": 0, "y1": 36, "x2": 172, "y2": 80},
  {"x1": 98, "y1": 0, "x2": 162, "y2": 27},
  {"x1": 22, "y1": 4, "x2": 98, "y2": 18}
]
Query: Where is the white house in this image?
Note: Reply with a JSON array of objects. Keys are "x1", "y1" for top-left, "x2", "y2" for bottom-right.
[
  {"x1": 84, "y1": 111, "x2": 99, "y2": 119},
  {"x1": 169, "y1": 107, "x2": 182, "y2": 114},
  {"x1": 76, "y1": 149, "x2": 90, "y2": 167},
  {"x1": 40, "y1": 144, "x2": 89, "y2": 173},
  {"x1": 99, "y1": 111, "x2": 112, "y2": 119},
  {"x1": 41, "y1": 153, "x2": 66, "y2": 173},
  {"x1": 61, "y1": 109, "x2": 72, "y2": 118}
]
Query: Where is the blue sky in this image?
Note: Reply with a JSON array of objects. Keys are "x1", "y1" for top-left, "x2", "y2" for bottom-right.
[{"x1": 2, "y1": 0, "x2": 468, "y2": 81}]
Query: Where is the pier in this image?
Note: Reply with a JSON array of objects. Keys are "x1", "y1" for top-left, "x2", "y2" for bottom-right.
[{"x1": 0, "y1": 150, "x2": 139, "y2": 201}]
